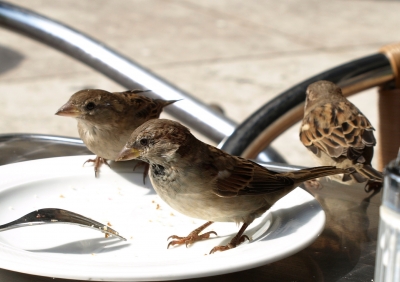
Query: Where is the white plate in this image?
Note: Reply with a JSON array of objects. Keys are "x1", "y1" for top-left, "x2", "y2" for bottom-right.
[{"x1": 0, "y1": 156, "x2": 325, "y2": 281}]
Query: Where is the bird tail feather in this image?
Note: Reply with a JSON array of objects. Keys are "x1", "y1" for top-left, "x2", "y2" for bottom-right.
[
  {"x1": 358, "y1": 166, "x2": 383, "y2": 182},
  {"x1": 162, "y1": 99, "x2": 181, "y2": 107},
  {"x1": 282, "y1": 166, "x2": 349, "y2": 184}
]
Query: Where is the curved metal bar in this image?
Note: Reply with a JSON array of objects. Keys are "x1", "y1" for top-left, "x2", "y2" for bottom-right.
[
  {"x1": 0, "y1": 133, "x2": 84, "y2": 144},
  {"x1": 0, "y1": 1, "x2": 283, "y2": 162},
  {"x1": 0, "y1": 133, "x2": 91, "y2": 166},
  {"x1": 221, "y1": 53, "x2": 394, "y2": 156}
]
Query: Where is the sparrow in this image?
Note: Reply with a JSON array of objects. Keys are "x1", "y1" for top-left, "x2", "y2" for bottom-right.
[
  {"x1": 299, "y1": 80, "x2": 383, "y2": 191},
  {"x1": 55, "y1": 89, "x2": 176, "y2": 177},
  {"x1": 116, "y1": 119, "x2": 349, "y2": 254}
]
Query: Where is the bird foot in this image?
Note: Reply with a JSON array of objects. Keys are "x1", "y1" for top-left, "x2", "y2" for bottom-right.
[
  {"x1": 83, "y1": 156, "x2": 109, "y2": 177},
  {"x1": 209, "y1": 234, "x2": 249, "y2": 254},
  {"x1": 167, "y1": 231, "x2": 218, "y2": 248},
  {"x1": 364, "y1": 180, "x2": 382, "y2": 193},
  {"x1": 133, "y1": 161, "x2": 149, "y2": 184}
]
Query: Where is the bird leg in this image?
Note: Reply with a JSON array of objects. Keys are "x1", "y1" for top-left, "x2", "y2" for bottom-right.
[
  {"x1": 83, "y1": 156, "x2": 110, "y2": 177},
  {"x1": 133, "y1": 161, "x2": 150, "y2": 184},
  {"x1": 167, "y1": 221, "x2": 217, "y2": 248},
  {"x1": 209, "y1": 223, "x2": 250, "y2": 254}
]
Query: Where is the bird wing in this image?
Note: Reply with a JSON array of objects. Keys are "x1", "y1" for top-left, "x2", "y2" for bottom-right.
[
  {"x1": 207, "y1": 146, "x2": 294, "y2": 197},
  {"x1": 299, "y1": 101, "x2": 375, "y2": 163}
]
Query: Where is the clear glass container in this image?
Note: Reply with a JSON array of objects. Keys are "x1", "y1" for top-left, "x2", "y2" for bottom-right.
[{"x1": 375, "y1": 154, "x2": 400, "y2": 282}]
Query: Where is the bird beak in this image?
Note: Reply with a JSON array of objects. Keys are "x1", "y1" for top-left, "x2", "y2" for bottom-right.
[
  {"x1": 116, "y1": 146, "x2": 141, "y2": 161},
  {"x1": 55, "y1": 103, "x2": 81, "y2": 117}
]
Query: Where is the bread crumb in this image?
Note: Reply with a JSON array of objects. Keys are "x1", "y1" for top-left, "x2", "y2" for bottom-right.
[
  {"x1": 59, "y1": 194, "x2": 65, "y2": 198},
  {"x1": 107, "y1": 222, "x2": 112, "y2": 227},
  {"x1": 170, "y1": 212, "x2": 174, "y2": 216},
  {"x1": 156, "y1": 204, "x2": 160, "y2": 210}
]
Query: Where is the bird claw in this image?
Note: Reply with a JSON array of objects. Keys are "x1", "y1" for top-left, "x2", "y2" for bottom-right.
[
  {"x1": 364, "y1": 180, "x2": 382, "y2": 193},
  {"x1": 167, "y1": 231, "x2": 218, "y2": 249},
  {"x1": 209, "y1": 234, "x2": 249, "y2": 254},
  {"x1": 83, "y1": 156, "x2": 109, "y2": 177}
]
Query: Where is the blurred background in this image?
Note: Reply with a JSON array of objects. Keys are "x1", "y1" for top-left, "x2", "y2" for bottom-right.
[{"x1": 1, "y1": 0, "x2": 400, "y2": 167}]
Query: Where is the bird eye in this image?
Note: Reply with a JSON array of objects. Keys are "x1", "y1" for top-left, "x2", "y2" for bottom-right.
[
  {"x1": 85, "y1": 102, "x2": 96, "y2": 110},
  {"x1": 140, "y1": 138, "x2": 148, "y2": 146}
]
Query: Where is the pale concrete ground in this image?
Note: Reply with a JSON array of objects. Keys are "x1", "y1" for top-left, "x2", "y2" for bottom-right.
[{"x1": 1, "y1": 0, "x2": 399, "y2": 167}]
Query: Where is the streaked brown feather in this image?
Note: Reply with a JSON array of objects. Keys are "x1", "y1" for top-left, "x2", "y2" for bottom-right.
[
  {"x1": 301, "y1": 98, "x2": 374, "y2": 163},
  {"x1": 300, "y1": 80, "x2": 383, "y2": 185},
  {"x1": 329, "y1": 131, "x2": 347, "y2": 147},
  {"x1": 212, "y1": 150, "x2": 348, "y2": 197}
]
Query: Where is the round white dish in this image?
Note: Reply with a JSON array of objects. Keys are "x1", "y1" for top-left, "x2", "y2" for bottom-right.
[{"x1": 0, "y1": 156, "x2": 325, "y2": 281}]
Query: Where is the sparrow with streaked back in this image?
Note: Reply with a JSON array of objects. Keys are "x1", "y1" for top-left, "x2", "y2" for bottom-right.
[
  {"x1": 56, "y1": 89, "x2": 176, "y2": 177},
  {"x1": 116, "y1": 119, "x2": 349, "y2": 253},
  {"x1": 300, "y1": 80, "x2": 383, "y2": 190}
]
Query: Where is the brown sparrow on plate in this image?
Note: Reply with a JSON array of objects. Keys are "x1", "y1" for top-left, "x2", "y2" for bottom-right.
[{"x1": 116, "y1": 119, "x2": 349, "y2": 253}]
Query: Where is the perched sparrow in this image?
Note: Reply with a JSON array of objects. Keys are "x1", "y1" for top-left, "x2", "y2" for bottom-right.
[
  {"x1": 56, "y1": 89, "x2": 176, "y2": 177},
  {"x1": 116, "y1": 119, "x2": 348, "y2": 254},
  {"x1": 300, "y1": 80, "x2": 383, "y2": 190}
]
